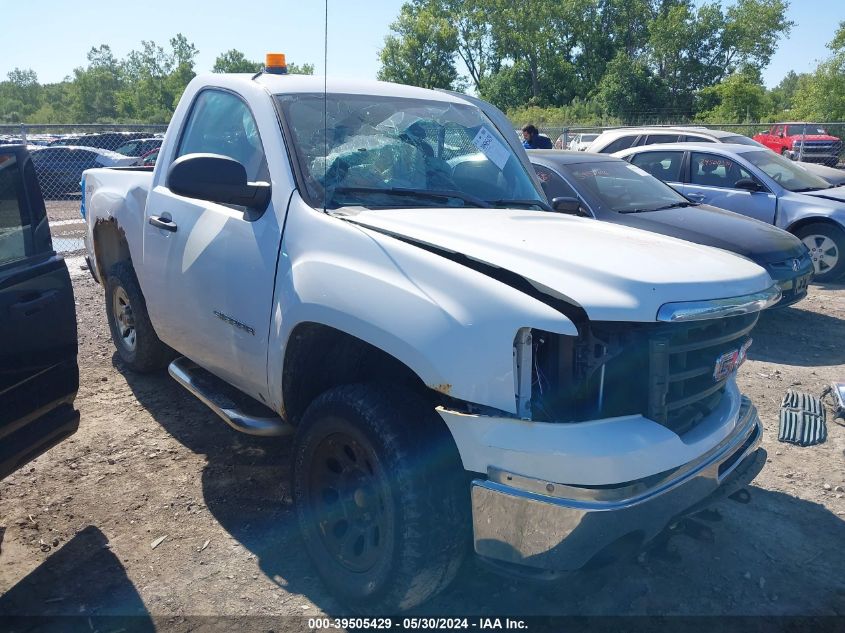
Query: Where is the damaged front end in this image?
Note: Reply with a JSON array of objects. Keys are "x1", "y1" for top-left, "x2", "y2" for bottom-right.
[{"x1": 516, "y1": 313, "x2": 759, "y2": 436}]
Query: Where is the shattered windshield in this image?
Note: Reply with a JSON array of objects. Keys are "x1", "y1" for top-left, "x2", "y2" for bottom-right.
[{"x1": 275, "y1": 93, "x2": 544, "y2": 210}]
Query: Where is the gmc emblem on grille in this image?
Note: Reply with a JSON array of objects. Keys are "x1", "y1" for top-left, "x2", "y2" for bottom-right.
[{"x1": 713, "y1": 339, "x2": 753, "y2": 381}]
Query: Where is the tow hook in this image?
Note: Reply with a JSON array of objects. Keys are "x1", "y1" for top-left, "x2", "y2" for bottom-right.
[{"x1": 729, "y1": 488, "x2": 752, "y2": 504}]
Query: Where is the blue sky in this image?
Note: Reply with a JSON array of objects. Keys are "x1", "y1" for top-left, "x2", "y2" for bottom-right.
[{"x1": 2, "y1": 0, "x2": 843, "y2": 88}]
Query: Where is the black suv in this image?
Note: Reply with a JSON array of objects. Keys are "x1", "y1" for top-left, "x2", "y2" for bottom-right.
[{"x1": 0, "y1": 145, "x2": 79, "y2": 479}]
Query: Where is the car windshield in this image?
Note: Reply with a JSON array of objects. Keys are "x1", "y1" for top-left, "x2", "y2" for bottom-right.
[
  {"x1": 560, "y1": 160, "x2": 689, "y2": 213},
  {"x1": 786, "y1": 125, "x2": 827, "y2": 135},
  {"x1": 722, "y1": 135, "x2": 765, "y2": 147},
  {"x1": 742, "y1": 150, "x2": 830, "y2": 192},
  {"x1": 275, "y1": 93, "x2": 545, "y2": 210}
]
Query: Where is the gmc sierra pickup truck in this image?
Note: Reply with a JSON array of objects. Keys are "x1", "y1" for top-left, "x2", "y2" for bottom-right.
[{"x1": 83, "y1": 63, "x2": 779, "y2": 611}]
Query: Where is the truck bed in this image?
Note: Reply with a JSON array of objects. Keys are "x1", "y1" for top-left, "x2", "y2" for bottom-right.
[{"x1": 83, "y1": 167, "x2": 154, "y2": 281}]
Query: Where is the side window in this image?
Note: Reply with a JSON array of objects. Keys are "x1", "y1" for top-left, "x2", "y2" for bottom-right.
[
  {"x1": 643, "y1": 134, "x2": 681, "y2": 145},
  {"x1": 0, "y1": 154, "x2": 30, "y2": 266},
  {"x1": 176, "y1": 90, "x2": 269, "y2": 182},
  {"x1": 690, "y1": 152, "x2": 755, "y2": 189},
  {"x1": 533, "y1": 165, "x2": 577, "y2": 200},
  {"x1": 773, "y1": 125, "x2": 784, "y2": 136},
  {"x1": 600, "y1": 135, "x2": 637, "y2": 154},
  {"x1": 682, "y1": 135, "x2": 714, "y2": 143},
  {"x1": 630, "y1": 151, "x2": 684, "y2": 182}
]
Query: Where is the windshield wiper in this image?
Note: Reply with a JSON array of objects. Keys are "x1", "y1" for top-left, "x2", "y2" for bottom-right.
[
  {"x1": 618, "y1": 201, "x2": 695, "y2": 214},
  {"x1": 330, "y1": 187, "x2": 491, "y2": 208},
  {"x1": 486, "y1": 198, "x2": 552, "y2": 211}
]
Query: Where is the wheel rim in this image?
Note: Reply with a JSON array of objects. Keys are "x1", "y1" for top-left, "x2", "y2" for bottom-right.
[
  {"x1": 112, "y1": 286, "x2": 137, "y2": 352},
  {"x1": 307, "y1": 429, "x2": 392, "y2": 573},
  {"x1": 802, "y1": 234, "x2": 839, "y2": 275}
]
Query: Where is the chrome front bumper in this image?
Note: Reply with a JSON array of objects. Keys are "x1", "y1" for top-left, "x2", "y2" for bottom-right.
[{"x1": 471, "y1": 397, "x2": 764, "y2": 571}]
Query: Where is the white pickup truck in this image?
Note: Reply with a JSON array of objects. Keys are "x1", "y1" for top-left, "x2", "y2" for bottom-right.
[{"x1": 83, "y1": 67, "x2": 778, "y2": 611}]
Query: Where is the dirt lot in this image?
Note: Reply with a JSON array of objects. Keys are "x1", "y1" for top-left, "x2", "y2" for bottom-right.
[{"x1": 1, "y1": 269, "x2": 844, "y2": 623}]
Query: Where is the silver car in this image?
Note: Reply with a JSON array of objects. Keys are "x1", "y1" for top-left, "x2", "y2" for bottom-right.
[
  {"x1": 588, "y1": 126, "x2": 845, "y2": 186},
  {"x1": 614, "y1": 142, "x2": 845, "y2": 281}
]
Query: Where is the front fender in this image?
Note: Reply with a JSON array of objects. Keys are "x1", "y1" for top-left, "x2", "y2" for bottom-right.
[{"x1": 267, "y1": 194, "x2": 577, "y2": 415}]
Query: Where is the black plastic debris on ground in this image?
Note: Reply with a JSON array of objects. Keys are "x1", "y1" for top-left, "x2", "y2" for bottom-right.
[{"x1": 779, "y1": 389, "x2": 827, "y2": 446}]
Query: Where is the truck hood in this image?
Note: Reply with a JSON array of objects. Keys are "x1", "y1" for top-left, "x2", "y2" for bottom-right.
[
  {"x1": 346, "y1": 208, "x2": 773, "y2": 322},
  {"x1": 605, "y1": 204, "x2": 806, "y2": 265}
]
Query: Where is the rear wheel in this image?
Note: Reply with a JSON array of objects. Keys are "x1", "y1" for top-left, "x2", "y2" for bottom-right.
[
  {"x1": 105, "y1": 261, "x2": 175, "y2": 372},
  {"x1": 795, "y1": 223, "x2": 845, "y2": 282},
  {"x1": 292, "y1": 384, "x2": 469, "y2": 613}
]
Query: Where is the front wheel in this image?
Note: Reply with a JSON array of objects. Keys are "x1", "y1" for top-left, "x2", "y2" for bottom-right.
[
  {"x1": 292, "y1": 384, "x2": 469, "y2": 613},
  {"x1": 795, "y1": 223, "x2": 845, "y2": 282},
  {"x1": 104, "y1": 261, "x2": 175, "y2": 372}
]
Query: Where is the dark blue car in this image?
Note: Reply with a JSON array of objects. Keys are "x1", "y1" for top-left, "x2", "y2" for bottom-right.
[{"x1": 529, "y1": 150, "x2": 814, "y2": 308}]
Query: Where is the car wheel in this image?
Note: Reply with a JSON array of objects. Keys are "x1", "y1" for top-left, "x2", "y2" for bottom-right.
[
  {"x1": 105, "y1": 261, "x2": 175, "y2": 372},
  {"x1": 795, "y1": 223, "x2": 845, "y2": 282},
  {"x1": 293, "y1": 383, "x2": 469, "y2": 613}
]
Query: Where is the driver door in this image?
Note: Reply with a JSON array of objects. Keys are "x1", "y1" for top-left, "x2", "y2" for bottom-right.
[
  {"x1": 141, "y1": 89, "x2": 282, "y2": 400},
  {"x1": 682, "y1": 151, "x2": 777, "y2": 224}
]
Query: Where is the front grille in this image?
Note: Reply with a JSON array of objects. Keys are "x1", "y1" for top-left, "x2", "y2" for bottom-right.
[
  {"x1": 647, "y1": 313, "x2": 757, "y2": 435},
  {"x1": 531, "y1": 313, "x2": 759, "y2": 435}
]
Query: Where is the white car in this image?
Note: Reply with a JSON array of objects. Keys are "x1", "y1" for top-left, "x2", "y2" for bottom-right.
[
  {"x1": 566, "y1": 132, "x2": 599, "y2": 151},
  {"x1": 82, "y1": 69, "x2": 776, "y2": 611}
]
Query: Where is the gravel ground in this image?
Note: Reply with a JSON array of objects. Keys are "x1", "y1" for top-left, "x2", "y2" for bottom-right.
[{"x1": 0, "y1": 270, "x2": 844, "y2": 623}]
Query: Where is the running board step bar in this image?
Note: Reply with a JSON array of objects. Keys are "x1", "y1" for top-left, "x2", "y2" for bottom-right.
[{"x1": 168, "y1": 357, "x2": 293, "y2": 437}]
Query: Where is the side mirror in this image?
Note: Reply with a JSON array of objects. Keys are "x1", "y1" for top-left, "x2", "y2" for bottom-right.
[
  {"x1": 168, "y1": 153, "x2": 271, "y2": 211},
  {"x1": 552, "y1": 196, "x2": 582, "y2": 214},
  {"x1": 734, "y1": 178, "x2": 761, "y2": 192},
  {"x1": 778, "y1": 132, "x2": 785, "y2": 138}
]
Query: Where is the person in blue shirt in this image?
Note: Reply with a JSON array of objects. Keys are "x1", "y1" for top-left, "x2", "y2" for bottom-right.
[{"x1": 521, "y1": 124, "x2": 553, "y2": 149}]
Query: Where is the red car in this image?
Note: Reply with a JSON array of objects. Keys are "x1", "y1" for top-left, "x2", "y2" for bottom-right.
[{"x1": 753, "y1": 123, "x2": 842, "y2": 166}]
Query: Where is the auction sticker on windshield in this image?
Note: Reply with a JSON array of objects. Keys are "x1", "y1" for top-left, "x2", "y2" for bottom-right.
[{"x1": 472, "y1": 127, "x2": 510, "y2": 169}]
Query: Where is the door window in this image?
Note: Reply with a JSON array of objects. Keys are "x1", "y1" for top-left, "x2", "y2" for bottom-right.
[
  {"x1": 682, "y1": 135, "x2": 715, "y2": 142},
  {"x1": 600, "y1": 135, "x2": 638, "y2": 154},
  {"x1": 0, "y1": 154, "x2": 29, "y2": 265},
  {"x1": 176, "y1": 90, "x2": 269, "y2": 181},
  {"x1": 643, "y1": 134, "x2": 681, "y2": 145},
  {"x1": 630, "y1": 151, "x2": 684, "y2": 182},
  {"x1": 690, "y1": 152, "x2": 755, "y2": 189},
  {"x1": 533, "y1": 165, "x2": 579, "y2": 201}
]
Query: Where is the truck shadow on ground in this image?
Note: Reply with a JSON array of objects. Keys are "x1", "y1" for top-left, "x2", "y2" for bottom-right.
[
  {"x1": 116, "y1": 356, "x2": 845, "y2": 617},
  {"x1": 748, "y1": 304, "x2": 845, "y2": 366},
  {"x1": 0, "y1": 525, "x2": 155, "y2": 631}
]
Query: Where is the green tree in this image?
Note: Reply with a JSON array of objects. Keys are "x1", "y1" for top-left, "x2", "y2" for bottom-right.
[
  {"x1": 595, "y1": 52, "x2": 669, "y2": 122},
  {"x1": 697, "y1": 71, "x2": 768, "y2": 122},
  {"x1": 213, "y1": 49, "x2": 262, "y2": 73},
  {"x1": 0, "y1": 68, "x2": 41, "y2": 122},
  {"x1": 377, "y1": 2, "x2": 459, "y2": 89},
  {"x1": 70, "y1": 46, "x2": 123, "y2": 122},
  {"x1": 792, "y1": 21, "x2": 845, "y2": 120}
]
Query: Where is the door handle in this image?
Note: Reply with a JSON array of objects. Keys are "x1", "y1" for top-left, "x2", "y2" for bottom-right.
[
  {"x1": 11, "y1": 290, "x2": 57, "y2": 316},
  {"x1": 149, "y1": 216, "x2": 178, "y2": 232},
  {"x1": 686, "y1": 193, "x2": 705, "y2": 201}
]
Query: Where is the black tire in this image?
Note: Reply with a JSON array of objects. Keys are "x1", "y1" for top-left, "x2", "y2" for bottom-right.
[
  {"x1": 104, "y1": 261, "x2": 175, "y2": 372},
  {"x1": 292, "y1": 383, "x2": 470, "y2": 613},
  {"x1": 794, "y1": 222, "x2": 845, "y2": 282}
]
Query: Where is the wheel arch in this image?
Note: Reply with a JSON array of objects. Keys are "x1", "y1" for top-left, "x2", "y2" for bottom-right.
[
  {"x1": 785, "y1": 215, "x2": 845, "y2": 237},
  {"x1": 280, "y1": 322, "x2": 433, "y2": 425},
  {"x1": 92, "y1": 218, "x2": 132, "y2": 283}
]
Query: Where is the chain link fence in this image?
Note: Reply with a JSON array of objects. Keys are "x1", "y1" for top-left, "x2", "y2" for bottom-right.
[
  {"x1": 0, "y1": 124, "x2": 167, "y2": 255},
  {"x1": 2, "y1": 121, "x2": 844, "y2": 254},
  {"x1": 537, "y1": 122, "x2": 845, "y2": 168}
]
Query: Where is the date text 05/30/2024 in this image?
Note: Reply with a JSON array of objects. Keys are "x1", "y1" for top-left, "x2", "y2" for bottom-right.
[{"x1": 308, "y1": 618, "x2": 528, "y2": 630}]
